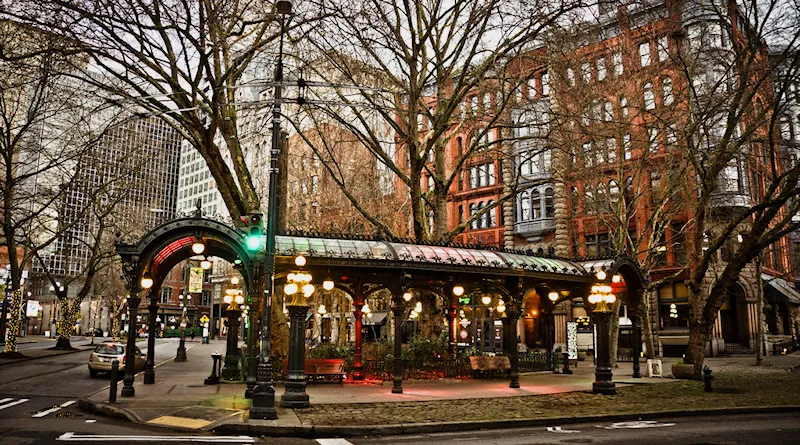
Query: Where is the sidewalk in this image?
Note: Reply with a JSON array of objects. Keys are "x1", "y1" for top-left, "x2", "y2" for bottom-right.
[{"x1": 80, "y1": 343, "x2": 800, "y2": 437}]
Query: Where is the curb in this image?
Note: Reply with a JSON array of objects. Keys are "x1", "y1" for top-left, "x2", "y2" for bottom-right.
[
  {"x1": 211, "y1": 406, "x2": 800, "y2": 438},
  {"x1": 80, "y1": 395, "x2": 800, "y2": 439},
  {"x1": 0, "y1": 345, "x2": 95, "y2": 367}
]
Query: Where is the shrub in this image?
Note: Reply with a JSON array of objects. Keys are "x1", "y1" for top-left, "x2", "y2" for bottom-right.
[
  {"x1": 401, "y1": 336, "x2": 448, "y2": 363},
  {"x1": 308, "y1": 343, "x2": 352, "y2": 360}
]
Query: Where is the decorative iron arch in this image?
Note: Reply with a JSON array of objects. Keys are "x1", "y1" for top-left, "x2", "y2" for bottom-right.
[{"x1": 116, "y1": 216, "x2": 257, "y2": 290}]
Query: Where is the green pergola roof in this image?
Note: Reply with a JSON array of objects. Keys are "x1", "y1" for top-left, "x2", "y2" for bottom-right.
[{"x1": 275, "y1": 235, "x2": 587, "y2": 279}]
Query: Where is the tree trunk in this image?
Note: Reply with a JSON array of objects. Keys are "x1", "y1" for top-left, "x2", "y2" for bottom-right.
[
  {"x1": 54, "y1": 298, "x2": 79, "y2": 350},
  {"x1": 755, "y1": 254, "x2": 764, "y2": 366},
  {"x1": 685, "y1": 319, "x2": 713, "y2": 380},
  {"x1": 641, "y1": 290, "x2": 656, "y2": 359},
  {"x1": 2, "y1": 290, "x2": 24, "y2": 355}
]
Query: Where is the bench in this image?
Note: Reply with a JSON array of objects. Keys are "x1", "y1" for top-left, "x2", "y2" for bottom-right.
[
  {"x1": 469, "y1": 356, "x2": 511, "y2": 379},
  {"x1": 281, "y1": 359, "x2": 345, "y2": 384}
]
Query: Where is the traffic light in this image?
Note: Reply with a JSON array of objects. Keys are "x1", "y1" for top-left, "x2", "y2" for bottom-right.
[{"x1": 243, "y1": 213, "x2": 263, "y2": 252}]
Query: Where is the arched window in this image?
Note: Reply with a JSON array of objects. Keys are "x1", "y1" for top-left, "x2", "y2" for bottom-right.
[
  {"x1": 520, "y1": 191, "x2": 531, "y2": 221},
  {"x1": 662, "y1": 77, "x2": 673, "y2": 105},
  {"x1": 487, "y1": 200, "x2": 496, "y2": 227},
  {"x1": 469, "y1": 203, "x2": 477, "y2": 229},
  {"x1": 532, "y1": 189, "x2": 542, "y2": 219},
  {"x1": 643, "y1": 82, "x2": 655, "y2": 110},
  {"x1": 544, "y1": 188, "x2": 554, "y2": 217}
]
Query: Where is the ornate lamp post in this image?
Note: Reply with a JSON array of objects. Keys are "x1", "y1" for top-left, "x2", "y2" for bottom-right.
[
  {"x1": 391, "y1": 291, "x2": 412, "y2": 394},
  {"x1": 280, "y1": 256, "x2": 312, "y2": 408},
  {"x1": 222, "y1": 276, "x2": 244, "y2": 380},
  {"x1": 122, "y1": 276, "x2": 149, "y2": 397},
  {"x1": 589, "y1": 274, "x2": 617, "y2": 395},
  {"x1": 251, "y1": 0, "x2": 292, "y2": 420}
]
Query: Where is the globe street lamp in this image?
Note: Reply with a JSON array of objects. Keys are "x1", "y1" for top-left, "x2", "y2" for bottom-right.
[
  {"x1": 175, "y1": 294, "x2": 188, "y2": 362},
  {"x1": 590, "y1": 283, "x2": 617, "y2": 395}
]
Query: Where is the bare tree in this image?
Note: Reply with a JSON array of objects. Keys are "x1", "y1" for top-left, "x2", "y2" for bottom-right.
[{"x1": 289, "y1": 0, "x2": 585, "y2": 242}]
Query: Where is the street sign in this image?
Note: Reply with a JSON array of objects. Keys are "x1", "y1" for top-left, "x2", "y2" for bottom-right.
[{"x1": 200, "y1": 315, "x2": 209, "y2": 323}]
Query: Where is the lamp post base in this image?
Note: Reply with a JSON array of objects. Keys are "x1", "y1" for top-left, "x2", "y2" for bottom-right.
[
  {"x1": 279, "y1": 379, "x2": 309, "y2": 408},
  {"x1": 175, "y1": 337, "x2": 187, "y2": 362},
  {"x1": 250, "y1": 362, "x2": 278, "y2": 419}
]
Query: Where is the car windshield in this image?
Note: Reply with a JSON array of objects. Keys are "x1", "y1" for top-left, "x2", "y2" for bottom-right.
[{"x1": 94, "y1": 344, "x2": 124, "y2": 355}]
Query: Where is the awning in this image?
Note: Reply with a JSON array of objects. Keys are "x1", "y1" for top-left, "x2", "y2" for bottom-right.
[
  {"x1": 762, "y1": 274, "x2": 800, "y2": 305},
  {"x1": 363, "y1": 311, "x2": 387, "y2": 325}
]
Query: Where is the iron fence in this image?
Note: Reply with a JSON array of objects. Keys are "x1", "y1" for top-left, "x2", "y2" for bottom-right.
[
  {"x1": 518, "y1": 350, "x2": 555, "y2": 372},
  {"x1": 362, "y1": 356, "x2": 472, "y2": 380}
]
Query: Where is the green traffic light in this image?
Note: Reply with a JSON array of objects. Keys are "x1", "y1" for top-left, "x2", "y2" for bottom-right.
[{"x1": 246, "y1": 235, "x2": 262, "y2": 252}]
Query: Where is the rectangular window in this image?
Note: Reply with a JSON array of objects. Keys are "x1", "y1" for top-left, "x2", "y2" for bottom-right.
[
  {"x1": 582, "y1": 142, "x2": 593, "y2": 167},
  {"x1": 528, "y1": 79, "x2": 537, "y2": 99},
  {"x1": 541, "y1": 72, "x2": 549, "y2": 95},
  {"x1": 620, "y1": 96, "x2": 628, "y2": 117},
  {"x1": 597, "y1": 58, "x2": 606, "y2": 81},
  {"x1": 607, "y1": 138, "x2": 617, "y2": 163},
  {"x1": 581, "y1": 62, "x2": 591, "y2": 83},
  {"x1": 604, "y1": 101, "x2": 614, "y2": 121},
  {"x1": 567, "y1": 67, "x2": 576, "y2": 87},
  {"x1": 667, "y1": 123, "x2": 677, "y2": 145},
  {"x1": 639, "y1": 42, "x2": 651, "y2": 67},
  {"x1": 613, "y1": 52, "x2": 623, "y2": 75},
  {"x1": 624, "y1": 134, "x2": 632, "y2": 159},
  {"x1": 658, "y1": 36, "x2": 669, "y2": 62}
]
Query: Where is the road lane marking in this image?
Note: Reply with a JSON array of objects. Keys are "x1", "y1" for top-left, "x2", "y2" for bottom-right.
[
  {"x1": 317, "y1": 439, "x2": 356, "y2": 445},
  {"x1": 0, "y1": 398, "x2": 12, "y2": 404},
  {"x1": 0, "y1": 398, "x2": 29, "y2": 411},
  {"x1": 601, "y1": 420, "x2": 676, "y2": 429},
  {"x1": 547, "y1": 426, "x2": 580, "y2": 433},
  {"x1": 33, "y1": 400, "x2": 76, "y2": 418},
  {"x1": 57, "y1": 432, "x2": 255, "y2": 442}
]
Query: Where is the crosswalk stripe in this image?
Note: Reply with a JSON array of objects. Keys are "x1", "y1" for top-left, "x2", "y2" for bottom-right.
[
  {"x1": 0, "y1": 398, "x2": 12, "y2": 404},
  {"x1": 57, "y1": 432, "x2": 255, "y2": 442},
  {"x1": 0, "y1": 398, "x2": 29, "y2": 411},
  {"x1": 316, "y1": 439, "x2": 356, "y2": 445},
  {"x1": 33, "y1": 400, "x2": 76, "y2": 418}
]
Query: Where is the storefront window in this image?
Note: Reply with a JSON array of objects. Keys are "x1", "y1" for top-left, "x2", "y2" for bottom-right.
[{"x1": 658, "y1": 282, "x2": 689, "y2": 329}]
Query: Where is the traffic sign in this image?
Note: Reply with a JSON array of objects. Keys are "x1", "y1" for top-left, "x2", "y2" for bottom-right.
[{"x1": 200, "y1": 315, "x2": 209, "y2": 323}]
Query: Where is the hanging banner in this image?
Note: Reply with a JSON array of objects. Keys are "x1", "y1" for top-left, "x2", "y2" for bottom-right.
[
  {"x1": 567, "y1": 321, "x2": 578, "y2": 360},
  {"x1": 26, "y1": 300, "x2": 41, "y2": 317},
  {"x1": 188, "y1": 267, "x2": 204, "y2": 293}
]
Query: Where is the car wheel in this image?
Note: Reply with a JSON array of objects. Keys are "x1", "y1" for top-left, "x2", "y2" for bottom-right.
[{"x1": 89, "y1": 369, "x2": 99, "y2": 378}]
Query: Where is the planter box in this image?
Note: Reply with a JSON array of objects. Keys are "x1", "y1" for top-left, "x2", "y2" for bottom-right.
[
  {"x1": 671, "y1": 363, "x2": 695, "y2": 379},
  {"x1": 577, "y1": 352, "x2": 587, "y2": 361}
]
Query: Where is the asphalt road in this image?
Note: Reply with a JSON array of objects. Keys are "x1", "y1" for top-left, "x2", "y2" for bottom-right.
[
  {"x1": 0, "y1": 337, "x2": 203, "y2": 445},
  {"x1": 1, "y1": 344, "x2": 797, "y2": 445}
]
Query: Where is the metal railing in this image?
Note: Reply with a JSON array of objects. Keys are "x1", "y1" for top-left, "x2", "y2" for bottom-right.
[{"x1": 518, "y1": 350, "x2": 554, "y2": 372}]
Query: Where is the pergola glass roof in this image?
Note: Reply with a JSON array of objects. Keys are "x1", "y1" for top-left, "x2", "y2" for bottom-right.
[{"x1": 275, "y1": 236, "x2": 586, "y2": 277}]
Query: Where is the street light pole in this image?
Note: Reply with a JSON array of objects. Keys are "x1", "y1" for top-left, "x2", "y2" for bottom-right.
[{"x1": 250, "y1": 0, "x2": 292, "y2": 420}]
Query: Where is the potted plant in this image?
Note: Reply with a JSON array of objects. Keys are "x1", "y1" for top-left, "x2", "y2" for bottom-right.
[
  {"x1": 671, "y1": 359, "x2": 695, "y2": 379},
  {"x1": 577, "y1": 349, "x2": 587, "y2": 361}
]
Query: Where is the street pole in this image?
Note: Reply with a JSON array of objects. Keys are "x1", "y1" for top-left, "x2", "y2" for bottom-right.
[
  {"x1": 0, "y1": 267, "x2": 11, "y2": 344},
  {"x1": 250, "y1": 0, "x2": 291, "y2": 420}
]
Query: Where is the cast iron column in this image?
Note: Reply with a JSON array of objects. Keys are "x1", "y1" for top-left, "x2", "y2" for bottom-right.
[
  {"x1": 280, "y1": 305, "x2": 309, "y2": 408},
  {"x1": 592, "y1": 310, "x2": 616, "y2": 395},
  {"x1": 222, "y1": 308, "x2": 242, "y2": 380},
  {"x1": 505, "y1": 305, "x2": 520, "y2": 388},
  {"x1": 392, "y1": 304, "x2": 404, "y2": 394},
  {"x1": 245, "y1": 294, "x2": 259, "y2": 398},
  {"x1": 121, "y1": 294, "x2": 142, "y2": 397},
  {"x1": 632, "y1": 314, "x2": 642, "y2": 378},
  {"x1": 446, "y1": 306, "x2": 457, "y2": 357},
  {"x1": 144, "y1": 298, "x2": 158, "y2": 384},
  {"x1": 352, "y1": 304, "x2": 364, "y2": 380}
]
